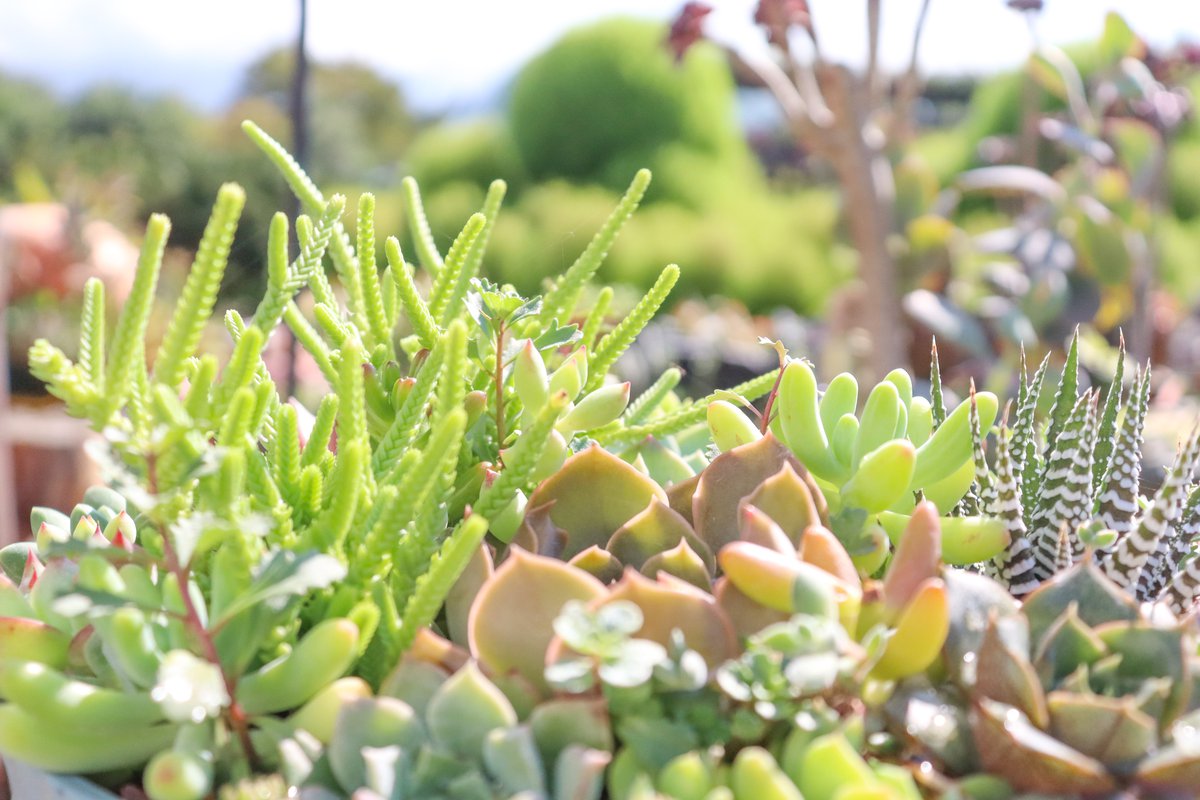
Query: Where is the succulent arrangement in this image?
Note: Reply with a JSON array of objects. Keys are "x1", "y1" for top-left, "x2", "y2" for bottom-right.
[
  {"x1": 0, "y1": 122, "x2": 773, "y2": 797},
  {"x1": 3, "y1": 120, "x2": 1200, "y2": 800}
]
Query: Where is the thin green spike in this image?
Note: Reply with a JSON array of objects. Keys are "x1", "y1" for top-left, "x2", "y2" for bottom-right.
[
  {"x1": 242, "y1": 120, "x2": 324, "y2": 210},
  {"x1": 335, "y1": 338, "x2": 371, "y2": 492},
  {"x1": 272, "y1": 403, "x2": 303, "y2": 506},
  {"x1": 380, "y1": 264, "x2": 398, "y2": 329},
  {"x1": 969, "y1": 384, "x2": 996, "y2": 510},
  {"x1": 392, "y1": 514, "x2": 490, "y2": 658},
  {"x1": 295, "y1": 207, "x2": 340, "y2": 310},
  {"x1": 27, "y1": 340, "x2": 91, "y2": 415},
  {"x1": 313, "y1": 303, "x2": 351, "y2": 350},
  {"x1": 356, "y1": 193, "x2": 391, "y2": 353},
  {"x1": 601, "y1": 368, "x2": 779, "y2": 449},
  {"x1": 625, "y1": 367, "x2": 683, "y2": 426},
  {"x1": 587, "y1": 264, "x2": 680, "y2": 393},
  {"x1": 427, "y1": 213, "x2": 486, "y2": 324},
  {"x1": 434, "y1": 320, "x2": 468, "y2": 422},
  {"x1": 283, "y1": 302, "x2": 336, "y2": 386},
  {"x1": 266, "y1": 212, "x2": 289, "y2": 289},
  {"x1": 303, "y1": 441, "x2": 366, "y2": 553},
  {"x1": 402, "y1": 176, "x2": 445, "y2": 277},
  {"x1": 241, "y1": 120, "x2": 361, "y2": 303},
  {"x1": 298, "y1": 464, "x2": 324, "y2": 521},
  {"x1": 929, "y1": 338, "x2": 946, "y2": 429},
  {"x1": 370, "y1": 409, "x2": 468, "y2": 592},
  {"x1": 302, "y1": 395, "x2": 339, "y2": 468},
  {"x1": 1092, "y1": 333, "x2": 1126, "y2": 495},
  {"x1": 1017, "y1": 352, "x2": 1052, "y2": 521},
  {"x1": 218, "y1": 386, "x2": 257, "y2": 447},
  {"x1": 155, "y1": 183, "x2": 245, "y2": 387},
  {"x1": 213, "y1": 325, "x2": 266, "y2": 418},
  {"x1": 581, "y1": 286, "x2": 614, "y2": 352},
  {"x1": 184, "y1": 354, "x2": 218, "y2": 422},
  {"x1": 245, "y1": 449, "x2": 284, "y2": 517},
  {"x1": 991, "y1": 425, "x2": 1039, "y2": 597},
  {"x1": 215, "y1": 447, "x2": 247, "y2": 513},
  {"x1": 386, "y1": 238, "x2": 440, "y2": 350},
  {"x1": 78, "y1": 278, "x2": 105, "y2": 393},
  {"x1": 249, "y1": 378, "x2": 276, "y2": 440},
  {"x1": 441, "y1": 181, "x2": 506, "y2": 328},
  {"x1": 252, "y1": 201, "x2": 342, "y2": 335},
  {"x1": 127, "y1": 342, "x2": 152, "y2": 437},
  {"x1": 1029, "y1": 390, "x2": 1094, "y2": 579},
  {"x1": 100, "y1": 214, "x2": 169, "y2": 423},
  {"x1": 542, "y1": 169, "x2": 651, "y2": 325},
  {"x1": 373, "y1": 347, "x2": 444, "y2": 477}
]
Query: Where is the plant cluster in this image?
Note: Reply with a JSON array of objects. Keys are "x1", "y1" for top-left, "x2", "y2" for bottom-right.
[
  {"x1": 4, "y1": 123, "x2": 1200, "y2": 800},
  {"x1": 0, "y1": 124, "x2": 773, "y2": 797}
]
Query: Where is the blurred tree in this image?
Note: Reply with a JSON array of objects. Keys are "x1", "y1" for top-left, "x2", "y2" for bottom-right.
[
  {"x1": 508, "y1": 18, "x2": 757, "y2": 200},
  {"x1": 239, "y1": 47, "x2": 415, "y2": 184}
]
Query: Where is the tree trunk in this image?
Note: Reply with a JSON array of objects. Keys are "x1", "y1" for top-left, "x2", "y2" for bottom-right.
[{"x1": 821, "y1": 68, "x2": 906, "y2": 384}]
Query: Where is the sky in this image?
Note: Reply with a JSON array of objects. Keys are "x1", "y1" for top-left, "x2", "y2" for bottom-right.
[{"x1": 2, "y1": 1, "x2": 1197, "y2": 115}]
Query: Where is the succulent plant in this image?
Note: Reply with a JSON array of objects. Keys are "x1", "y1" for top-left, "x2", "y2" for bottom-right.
[
  {"x1": 953, "y1": 332, "x2": 1200, "y2": 613},
  {"x1": 0, "y1": 485, "x2": 357, "y2": 798},
  {"x1": 0, "y1": 123, "x2": 788, "y2": 796},
  {"x1": 887, "y1": 559, "x2": 1200, "y2": 798},
  {"x1": 253, "y1": 657, "x2": 613, "y2": 800},
  {"x1": 760, "y1": 355, "x2": 1010, "y2": 571}
]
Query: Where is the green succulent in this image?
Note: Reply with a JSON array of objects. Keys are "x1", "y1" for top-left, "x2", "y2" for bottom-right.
[
  {"x1": 755, "y1": 351, "x2": 1010, "y2": 571},
  {"x1": 889, "y1": 560, "x2": 1200, "y2": 798},
  {"x1": 0, "y1": 121, "x2": 786, "y2": 795},
  {"x1": 269, "y1": 659, "x2": 612, "y2": 800}
]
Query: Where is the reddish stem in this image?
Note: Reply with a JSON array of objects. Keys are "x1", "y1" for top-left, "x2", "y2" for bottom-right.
[
  {"x1": 147, "y1": 455, "x2": 261, "y2": 771},
  {"x1": 494, "y1": 321, "x2": 507, "y2": 462}
]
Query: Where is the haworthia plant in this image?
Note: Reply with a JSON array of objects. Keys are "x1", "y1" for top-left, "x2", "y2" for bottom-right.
[{"x1": 951, "y1": 331, "x2": 1200, "y2": 606}]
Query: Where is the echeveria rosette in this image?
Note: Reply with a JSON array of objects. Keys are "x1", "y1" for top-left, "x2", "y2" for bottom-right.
[{"x1": 888, "y1": 558, "x2": 1200, "y2": 797}]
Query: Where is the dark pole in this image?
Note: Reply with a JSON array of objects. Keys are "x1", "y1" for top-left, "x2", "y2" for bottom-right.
[{"x1": 285, "y1": 0, "x2": 309, "y2": 399}]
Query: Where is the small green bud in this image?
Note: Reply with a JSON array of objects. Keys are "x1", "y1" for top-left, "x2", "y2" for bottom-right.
[
  {"x1": 514, "y1": 339, "x2": 550, "y2": 416},
  {"x1": 103, "y1": 510, "x2": 138, "y2": 545},
  {"x1": 549, "y1": 347, "x2": 588, "y2": 401},
  {"x1": 558, "y1": 382, "x2": 630, "y2": 433},
  {"x1": 707, "y1": 400, "x2": 762, "y2": 453},
  {"x1": 143, "y1": 748, "x2": 213, "y2": 800}
]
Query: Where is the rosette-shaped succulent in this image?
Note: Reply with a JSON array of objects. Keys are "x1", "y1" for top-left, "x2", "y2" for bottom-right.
[
  {"x1": 274, "y1": 656, "x2": 612, "y2": 800},
  {"x1": 887, "y1": 559, "x2": 1200, "y2": 798}
]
